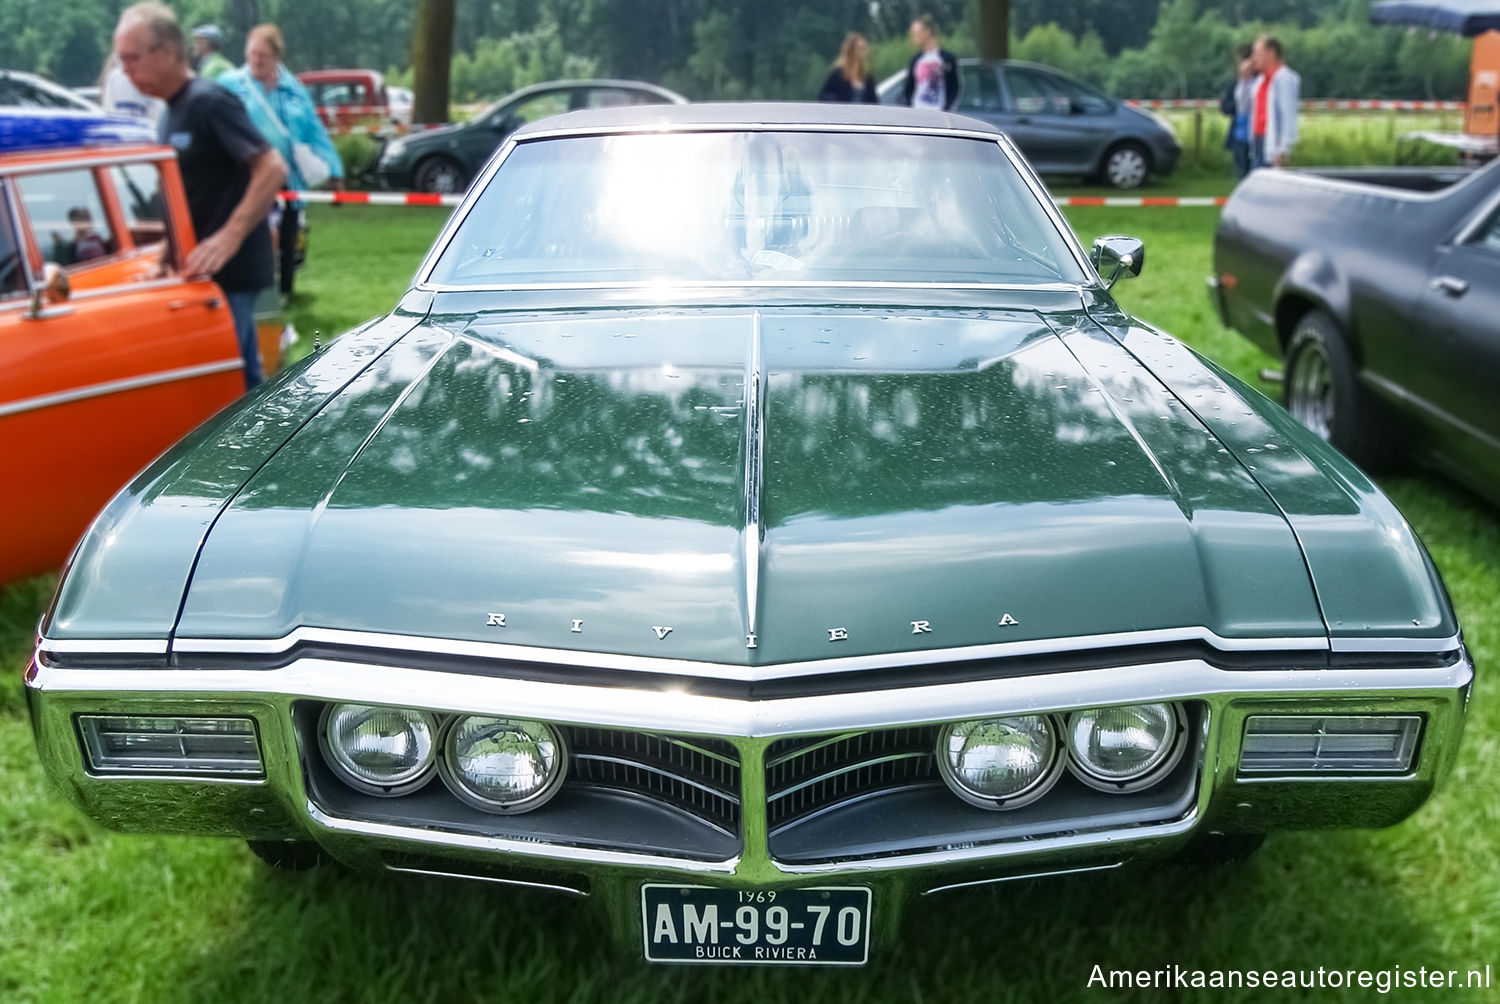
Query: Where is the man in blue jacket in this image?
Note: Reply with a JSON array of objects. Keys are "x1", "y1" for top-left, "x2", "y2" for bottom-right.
[{"x1": 901, "y1": 14, "x2": 960, "y2": 112}]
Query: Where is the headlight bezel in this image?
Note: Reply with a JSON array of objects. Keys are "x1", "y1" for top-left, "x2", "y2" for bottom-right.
[
  {"x1": 318, "y1": 702, "x2": 439, "y2": 797},
  {"x1": 934, "y1": 713, "x2": 1067, "y2": 811},
  {"x1": 436, "y1": 715, "x2": 569, "y2": 814},
  {"x1": 1064, "y1": 702, "x2": 1188, "y2": 793}
]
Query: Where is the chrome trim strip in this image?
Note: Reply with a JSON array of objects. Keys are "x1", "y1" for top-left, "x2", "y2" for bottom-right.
[
  {"x1": 514, "y1": 121, "x2": 1010, "y2": 143},
  {"x1": 26, "y1": 656, "x2": 1472, "y2": 741},
  {"x1": 0, "y1": 358, "x2": 242, "y2": 419},
  {"x1": 418, "y1": 279, "x2": 1086, "y2": 294},
  {"x1": 768, "y1": 752, "x2": 930, "y2": 801},
  {"x1": 307, "y1": 801, "x2": 739, "y2": 874},
  {"x1": 154, "y1": 625, "x2": 1343, "y2": 679},
  {"x1": 743, "y1": 310, "x2": 764, "y2": 639},
  {"x1": 765, "y1": 731, "x2": 864, "y2": 769},
  {"x1": 573, "y1": 754, "x2": 740, "y2": 805},
  {"x1": 921, "y1": 861, "x2": 1123, "y2": 895},
  {"x1": 1329, "y1": 635, "x2": 1464, "y2": 653},
  {"x1": 383, "y1": 865, "x2": 590, "y2": 897},
  {"x1": 40, "y1": 638, "x2": 169, "y2": 655}
]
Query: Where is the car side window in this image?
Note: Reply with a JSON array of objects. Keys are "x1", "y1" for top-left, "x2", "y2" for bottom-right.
[
  {"x1": 1467, "y1": 206, "x2": 1500, "y2": 255},
  {"x1": 1004, "y1": 68, "x2": 1070, "y2": 116},
  {"x1": 585, "y1": 89, "x2": 657, "y2": 109},
  {"x1": 0, "y1": 184, "x2": 27, "y2": 300},
  {"x1": 16, "y1": 169, "x2": 117, "y2": 270},
  {"x1": 1049, "y1": 74, "x2": 1113, "y2": 115},
  {"x1": 110, "y1": 163, "x2": 172, "y2": 259},
  {"x1": 510, "y1": 91, "x2": 573, "y2": 125},
  {"x1": 958, "y1": 66, "x2": 1001, "y2": 111}
]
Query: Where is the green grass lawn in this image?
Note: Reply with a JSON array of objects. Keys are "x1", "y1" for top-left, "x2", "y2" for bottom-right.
[{"x1": 3, "y1": 195, "x2": 1496, "y2": 1002}]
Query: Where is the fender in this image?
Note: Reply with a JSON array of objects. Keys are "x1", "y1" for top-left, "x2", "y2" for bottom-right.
[{"x1": 1273, "y1": 249, "x2": 1352, "y2": 351}]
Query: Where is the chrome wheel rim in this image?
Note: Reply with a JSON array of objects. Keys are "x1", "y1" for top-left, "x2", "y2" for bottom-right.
[
  {"x1": 1106, "y1": 148, "x2": 1147, "y2": 189},
  {"x1": 1288, "y1": 341, "x2": 1335, "y2": 440}
]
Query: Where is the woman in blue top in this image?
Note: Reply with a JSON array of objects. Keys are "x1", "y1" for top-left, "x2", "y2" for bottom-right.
[{"x1": 219, "y1": 23, "x2": 343, "y2": 297}]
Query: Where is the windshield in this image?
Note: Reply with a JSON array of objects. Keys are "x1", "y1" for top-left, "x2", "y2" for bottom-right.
[{"x1": 425, "y1": 130, "x2": 1087, "y2": 286}]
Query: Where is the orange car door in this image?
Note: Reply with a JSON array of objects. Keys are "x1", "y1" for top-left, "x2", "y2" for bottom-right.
[{"x1": 0, "y1": 160, "x2": 245, "y2": 584}]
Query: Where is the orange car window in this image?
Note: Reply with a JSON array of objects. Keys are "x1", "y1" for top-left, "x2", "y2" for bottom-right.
[
  {"x1": 109, "y1": 163, "x2": 172, "y2": 260},
  {"x1": 0, "y1": 186, "x2": 26, "y2": 300},
  {"x1": 16, "y1": 169, "x2": 118, "y2": 272}
]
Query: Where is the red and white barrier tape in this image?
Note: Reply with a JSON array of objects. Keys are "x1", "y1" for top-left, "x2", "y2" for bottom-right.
[
  {"x1": 284, "y1": 189, "x2": 462, "y2": 206},
  {"x1": 1056, "y1": 195, "x2": 1227, "y2": 207},
  {"x1": 1126, "y1": 98, "x2": 1464, "y2": 111},
  {"x1": 283, "y1": 190, "x2": 1229, "y2": 209}
]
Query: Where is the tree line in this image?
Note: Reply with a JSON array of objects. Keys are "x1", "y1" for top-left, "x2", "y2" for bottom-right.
[{"x1": 3, "y1": 0, "x2": 1470, "y2": 104}]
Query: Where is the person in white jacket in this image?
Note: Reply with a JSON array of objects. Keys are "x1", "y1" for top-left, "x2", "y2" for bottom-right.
[{"x1": 1250, "y1": 35, "x2": 1299, "y2": 168}]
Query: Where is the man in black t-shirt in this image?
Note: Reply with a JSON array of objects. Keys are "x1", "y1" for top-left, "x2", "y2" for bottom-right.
[{"x1": 114, "y1": 2, "x2": 286, "y2": 389}]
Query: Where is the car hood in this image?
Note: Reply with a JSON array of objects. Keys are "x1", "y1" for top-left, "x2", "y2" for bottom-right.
[{"x1": 169, "y1": 304, "x2": 1357, "y2": 667}]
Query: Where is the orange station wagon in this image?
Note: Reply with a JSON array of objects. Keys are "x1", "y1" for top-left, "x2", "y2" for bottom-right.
[{"x1": 0, "y1": 110, "x2": 285, "y2": 584}]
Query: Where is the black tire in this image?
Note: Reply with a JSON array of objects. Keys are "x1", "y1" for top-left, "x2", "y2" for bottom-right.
[
  {"x1": 1100, "y1": 141, "x2": 1151, "y2": 190},
  {"x1": 246, "y1": 839, "x2": 331, "y2": 871},
  {"x1": 1283, "y1": 308, "x2": 1391, "y2": 469},
  {"x1": 411, "y1": 156, "x2": 469, "y2": 195},
  {"x1": 1177, "y1": 831, "x2": 1266, "y2": 866}
]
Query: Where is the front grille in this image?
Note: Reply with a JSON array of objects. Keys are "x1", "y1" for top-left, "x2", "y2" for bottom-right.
[
  {"x1": 766, "y1": 727, "x2": 939, "y2": 829},
  {"x1": 562, "y1": 728, "x2": 741, "y2": 834}
]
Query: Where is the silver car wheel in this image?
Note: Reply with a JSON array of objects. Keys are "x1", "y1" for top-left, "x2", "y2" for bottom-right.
[
  {"x1": 1105, "y1": 146, "x2": 1148, "y2": 190},
  {"x1": 1287, "y1": 339, "x2": 1335, "y2": 441}
]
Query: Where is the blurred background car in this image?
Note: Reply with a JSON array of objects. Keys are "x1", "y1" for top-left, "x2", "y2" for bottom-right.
[
  {"x1": 299, "y1": 68, "x2": 401, "y2": 134},
  {"x1": 878, "y1": 58, "x2": 1180, "y2": 189},
  {"x1": 377, "y1": 78, "x2": 686, "y2": 193},
  {"x1": 388, "y1": 85, "x2": 413, "y2": 127},
  {"x1": 0, "y1": 70, "x2": 100, "y2": 113}
]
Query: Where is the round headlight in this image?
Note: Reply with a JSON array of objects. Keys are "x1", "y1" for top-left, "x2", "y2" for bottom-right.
[
  {"x1": 936, "y1": 715, "x2": 1064, "y2": 810},
  {"x1": 438, "y1": 716, "x2": 567, "y2": 813},
  {"x1": 320, "y1": 703, "x2": 437, "y2": 795},
  {"x1": 1065, "y1": 702, "x2": 1185, "y2": 791}
]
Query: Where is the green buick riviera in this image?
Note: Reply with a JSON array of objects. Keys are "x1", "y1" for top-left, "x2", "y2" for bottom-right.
[{"x1": 27, "y1": 105, "x2": 1472, "y2": 965}]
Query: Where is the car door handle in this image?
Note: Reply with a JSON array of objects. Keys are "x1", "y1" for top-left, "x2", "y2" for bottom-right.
[
  {"x1": 169, "y1": 295, "x2": 223, "y2": 310},
  {"x1": 1015, "y1": 116, "x2": 1032, "y2": 124},
  {"x1": 1430, "y1": 275, "x2": 1469, "y2": 297}
]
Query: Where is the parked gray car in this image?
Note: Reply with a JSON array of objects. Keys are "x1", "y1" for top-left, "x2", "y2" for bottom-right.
[
  {"x1": 878, "y1": 59, "x2": 1180, "y2": 189},
  {"x1": 378, "y1": 78, "x2": 686, "y2": 193}
]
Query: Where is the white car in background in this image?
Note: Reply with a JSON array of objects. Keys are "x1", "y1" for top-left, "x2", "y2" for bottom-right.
[{"x1": 0, "y1": 70, "x2": 100, "y2": 112}]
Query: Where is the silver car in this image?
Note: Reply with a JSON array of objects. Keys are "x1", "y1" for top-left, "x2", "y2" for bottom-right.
[{"x1": 879, "y1": 58, "x2": 1181, "y2": 189}]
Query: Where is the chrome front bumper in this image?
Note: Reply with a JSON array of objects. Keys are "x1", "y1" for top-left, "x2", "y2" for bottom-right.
[{"x1": 26, "y1": 648, "x2": 1473, "y2": 946}]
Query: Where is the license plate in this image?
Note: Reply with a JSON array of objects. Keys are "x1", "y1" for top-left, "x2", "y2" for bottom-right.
[{"x1": 642, "y1": 885, "x2": 871, "y2": 965}]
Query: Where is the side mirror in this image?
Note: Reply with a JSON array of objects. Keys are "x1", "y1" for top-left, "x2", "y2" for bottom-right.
[{"x1": 1090, "y1": 235, "x2": 1145, "y2": 289}]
